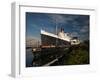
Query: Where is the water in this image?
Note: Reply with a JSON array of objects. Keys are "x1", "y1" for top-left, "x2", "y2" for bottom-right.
[
  {"x1": 26, "y1": 48, "x2": 34, "y2": 67},
  {"x1": 26, "y1": 47, "x2": 69, "y2": 67}
]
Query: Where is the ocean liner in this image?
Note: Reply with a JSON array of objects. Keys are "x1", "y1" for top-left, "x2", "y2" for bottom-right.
[
  {"x1": 32, "y1": 28, "x2": 80, "y2": 53},
  {"x1": 41, "y1": 28, "x2": 80, "y2": 48},
  {"x1": 32, "y1": 27, "x2": 80, "y2": 66}
]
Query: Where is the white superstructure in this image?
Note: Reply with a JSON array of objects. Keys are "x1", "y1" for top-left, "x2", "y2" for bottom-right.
[
  {"x1": 41, "y1": 29, "x2": 71, "y2": 42},
  {"x1": 41, "y1": 29, "x2": 80, "y2": 45},
  {"x1": 70, "y1": 39, "x2": 80, "y2": 45}
]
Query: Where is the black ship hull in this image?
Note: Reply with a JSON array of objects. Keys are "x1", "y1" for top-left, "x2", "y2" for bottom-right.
[{"x1": 41, "y1": 34, "x2": 70, "y2": 48}]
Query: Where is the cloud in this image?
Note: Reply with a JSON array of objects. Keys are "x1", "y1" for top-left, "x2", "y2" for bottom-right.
[
  {"x1": 49, "y1": 14, "x2": 67, "y2": 24},
  {"x1": 72, "y1": 21, "x2": 81, "y2": 28},
  {"x1": 26, "y1": 35, "x2": 40, "y2": 41},
  {"x1": 48, "y1": 14, "x2": 78, "y2": 24},
  {"x1": 31, "y1": 23, "x2": 42, "y2": 30},
  {"x1": 71, "y1": 32, "x2": 79, "y2": 37},
  {"x1": 26, "y1": 36, "x2": 41, "y2": 47},
  {"x1": 79, "y1": 34, "x2": 89, "y2": 41},
  {"x1": 80, "y1": 26, "x2": 89, "y2": 33}
]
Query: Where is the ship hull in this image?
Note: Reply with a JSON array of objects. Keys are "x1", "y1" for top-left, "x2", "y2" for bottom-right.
[{"x1": 41, "y1": 34, "x2": 70, "y2": 48}]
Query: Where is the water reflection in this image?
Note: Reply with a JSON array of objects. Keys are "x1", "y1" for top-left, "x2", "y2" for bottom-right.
[
  {"x1": 26, "y1": 48, "x2": 34, "y2": 67},
  {"x1": 26, "y1": 47, "x2": 68, "y2": 67}
]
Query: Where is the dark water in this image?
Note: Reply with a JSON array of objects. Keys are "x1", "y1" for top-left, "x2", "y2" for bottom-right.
[
  {"x1": 26, "y1": 48, "x2": 34, "y2": 67},
  {"x1": 26, "y1": 47, "x2": 68, "y2": 67}
]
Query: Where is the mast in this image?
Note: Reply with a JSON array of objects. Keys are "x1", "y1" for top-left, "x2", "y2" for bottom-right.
[{"x1": 56, "y1": 18, "x2": 58, "y2": 46}]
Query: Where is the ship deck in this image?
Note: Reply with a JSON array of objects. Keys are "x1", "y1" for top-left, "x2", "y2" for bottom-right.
[{"x1": 41, "y1": 29, "x2": 70, "y2": 42}]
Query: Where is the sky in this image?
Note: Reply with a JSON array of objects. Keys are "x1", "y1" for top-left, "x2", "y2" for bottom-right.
[{"x1": 26, "y1": 12, "x2": 89, "y2": 46}]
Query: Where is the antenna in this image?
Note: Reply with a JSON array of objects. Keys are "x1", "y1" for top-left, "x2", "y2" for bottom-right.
[
  {"x1": 56, "y1": 18, "x2": 58, "y2": 46},
  {"x1": 56, "y1": 19, "x2": 57, "y2": 35}
]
